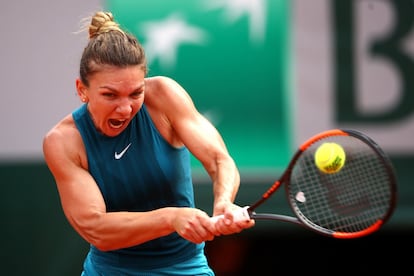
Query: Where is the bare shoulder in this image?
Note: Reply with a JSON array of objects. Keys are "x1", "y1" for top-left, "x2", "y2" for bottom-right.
[
  {"x1": 145, "y1": 76, "x2": 183, "y2": 93},
  {"x1": 44, "y1": 114, "x2": 77, "y2": 146},
  {"x1": 145, "y1": 75, "x2": 178, "y2": 89},
  {"x1": 145, "y1": 76, "x2": 193, "y2": 108},
  {"x1": 43, "y1": 114, "x2": 85, "y2": 168},
  {"x1": 143, "y1": 76, "x2": 199, "y2": 146}
]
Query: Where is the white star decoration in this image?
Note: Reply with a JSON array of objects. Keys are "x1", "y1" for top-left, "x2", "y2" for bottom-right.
[
  {"x1": 140, "y1": 13, "x2": 209, "y2": 69},
  {"x1": 202, "y1": 0, "x2": 267, "y2": 44},
  {"x1": 138, "y1": 0, "x2": 267, "y2": 69}
]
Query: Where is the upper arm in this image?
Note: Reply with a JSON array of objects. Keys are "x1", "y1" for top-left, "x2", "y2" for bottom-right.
[
  {"x1": 42, "y1": 123, "x2": 106, "y2": 239},
  {"x1": 153, "y1": 77, "x2": 231, "y2": 174}
]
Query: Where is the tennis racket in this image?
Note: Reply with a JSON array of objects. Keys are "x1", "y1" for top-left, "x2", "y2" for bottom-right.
[{"x1": 212, "y1": 129, "x2": 397, "y2": 239}]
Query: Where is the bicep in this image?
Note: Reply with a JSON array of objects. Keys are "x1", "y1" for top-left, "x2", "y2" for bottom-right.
[
  {"x1": 43, "y1": 133, "x2": 106, "y2": 233},
  {"x1": 176, "y1": 110, "x2": 230, "y2": 173},
  {"x1": 155, "y1": 77, "x2": 230, "y2": 173}
]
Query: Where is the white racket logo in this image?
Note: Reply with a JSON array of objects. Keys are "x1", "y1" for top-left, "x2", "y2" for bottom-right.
[{"x1": 295, "y1": 191, "x2": 306, "y2": 203}]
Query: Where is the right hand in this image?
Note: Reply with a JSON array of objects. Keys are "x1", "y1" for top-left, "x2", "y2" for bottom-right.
[{"x1": 172, "y1": 207, "x2": 219, "y2": 244}]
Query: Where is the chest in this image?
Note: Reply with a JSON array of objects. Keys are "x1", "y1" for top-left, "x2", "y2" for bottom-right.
[{"x1": 86, "y1": 125, "x2": 192, "y2": 211}]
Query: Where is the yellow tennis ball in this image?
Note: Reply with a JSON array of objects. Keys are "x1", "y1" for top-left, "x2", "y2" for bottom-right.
[{"x1": 314, "y1": 142, "x2": 346, "y2": 173}]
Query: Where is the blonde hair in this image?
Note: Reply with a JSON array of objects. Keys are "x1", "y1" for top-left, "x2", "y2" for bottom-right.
[
  {"x1": 88, "y1": 11, "x2": 123, "y2": 38},
  {"x1": 79, "y1": 11, "x2": 147, "y2": 86}
]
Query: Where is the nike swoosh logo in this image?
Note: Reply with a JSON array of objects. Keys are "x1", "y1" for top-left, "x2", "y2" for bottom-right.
[{"x1": 114, "y1": 143, "x2": 132, "y2": 160}]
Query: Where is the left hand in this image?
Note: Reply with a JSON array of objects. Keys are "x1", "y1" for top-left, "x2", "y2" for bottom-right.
[{"x1": 212, "y1": 203, "x2": 255, "y2": 235}]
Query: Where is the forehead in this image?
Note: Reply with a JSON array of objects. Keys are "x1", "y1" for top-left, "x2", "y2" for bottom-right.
[{"x1": 90, "y1": 65, "x2": 145, "y2": 89}]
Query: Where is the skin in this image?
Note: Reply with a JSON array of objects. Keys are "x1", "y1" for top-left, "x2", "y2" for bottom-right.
[{"x1": 43, "y1": 65, "x2": 254, "y2": 251}]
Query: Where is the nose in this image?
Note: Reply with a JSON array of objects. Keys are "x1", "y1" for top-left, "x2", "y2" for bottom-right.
[{"x1": 116, "y1": 99, "x2": 133, "y2": 115}]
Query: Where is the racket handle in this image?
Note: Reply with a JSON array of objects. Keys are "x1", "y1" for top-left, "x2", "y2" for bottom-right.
[{"x1": 210, "y1": 206, "x2": 251, "y2": 224}]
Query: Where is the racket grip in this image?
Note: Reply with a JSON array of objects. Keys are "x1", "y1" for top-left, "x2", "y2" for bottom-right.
[{"x1": 210, "y1": 206, "x2": 251, "y2": 224}]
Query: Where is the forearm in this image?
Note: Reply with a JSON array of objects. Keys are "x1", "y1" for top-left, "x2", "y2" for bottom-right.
[
  {"x1": 71, "y1": 207, "x2": 177, "y2": 251},
  {"x1": 211, "y1": 157, "x2": 240, "y2": 214}
]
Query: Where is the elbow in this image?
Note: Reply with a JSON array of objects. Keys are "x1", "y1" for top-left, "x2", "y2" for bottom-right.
[
  {"x1": 80, "y1": 228, "x2": 116, "y2": 252},
  {"x1": 79, "y1": 226, "x2": 117, "y2": 252},
  {"x1": 68, "y1": 212, "x2": 115, "y2": 251},
  {"x1": 91, "y1": 239, "x2": 114, "y2": 252}
]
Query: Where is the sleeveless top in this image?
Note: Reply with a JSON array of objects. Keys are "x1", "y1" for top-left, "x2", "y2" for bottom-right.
[{"x1": 72, "y1": 103, "x2": 204, "y2": 270}]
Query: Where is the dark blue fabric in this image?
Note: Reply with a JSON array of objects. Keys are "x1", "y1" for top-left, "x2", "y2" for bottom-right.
[{"x1": 73, "y1": 104, "x2": 207, "y2": 272}]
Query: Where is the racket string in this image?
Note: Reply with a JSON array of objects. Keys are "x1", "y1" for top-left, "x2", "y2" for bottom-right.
[{"x1": 288, "y1": 136, "x2": 394, "y2": 234}]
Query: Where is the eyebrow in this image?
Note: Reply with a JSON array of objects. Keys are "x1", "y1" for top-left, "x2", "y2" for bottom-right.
[{"x1": 100, "y1": 81, "x2": 145, "y2": 92}]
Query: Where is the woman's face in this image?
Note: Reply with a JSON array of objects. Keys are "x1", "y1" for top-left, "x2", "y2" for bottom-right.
[{"x1": 76, "y1": 65, "x2": 146, "y2": 137}]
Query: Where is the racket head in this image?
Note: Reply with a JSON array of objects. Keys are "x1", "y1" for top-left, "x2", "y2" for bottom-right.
[{"x1": 285, "y1": 129, "x2": 397, "y2": 238}]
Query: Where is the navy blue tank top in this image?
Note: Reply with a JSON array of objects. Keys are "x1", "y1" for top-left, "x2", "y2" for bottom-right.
[{"x1": 72, "y1": 103, "x2": 204, "y2": 269}]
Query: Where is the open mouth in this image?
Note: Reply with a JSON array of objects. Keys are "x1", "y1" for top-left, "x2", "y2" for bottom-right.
[{"x1": 109, "y1": 119, "x2": 126, "y2": 129}]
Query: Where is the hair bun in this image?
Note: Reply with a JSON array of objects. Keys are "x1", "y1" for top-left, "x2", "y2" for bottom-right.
[{"x1": 89, "y1": 11, "x2": 122, "y2": 38}]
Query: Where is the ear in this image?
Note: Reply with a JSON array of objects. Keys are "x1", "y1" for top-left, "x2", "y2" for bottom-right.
[{"x1": 76, "y1": 79, "x2": 88, "y2": 103}]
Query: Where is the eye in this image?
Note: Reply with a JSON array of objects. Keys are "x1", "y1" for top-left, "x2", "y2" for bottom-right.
[
  {"x1": 102, "y1": 92, "x2": 116, "y2": 98},
  {"x1": 131, "y1": 90, "x2": 144, "y2": 99}
]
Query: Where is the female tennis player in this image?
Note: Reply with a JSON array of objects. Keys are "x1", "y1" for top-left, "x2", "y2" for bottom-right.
[{"x1": 42, "y1": 11, "x2": 254, "y2": 275}]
